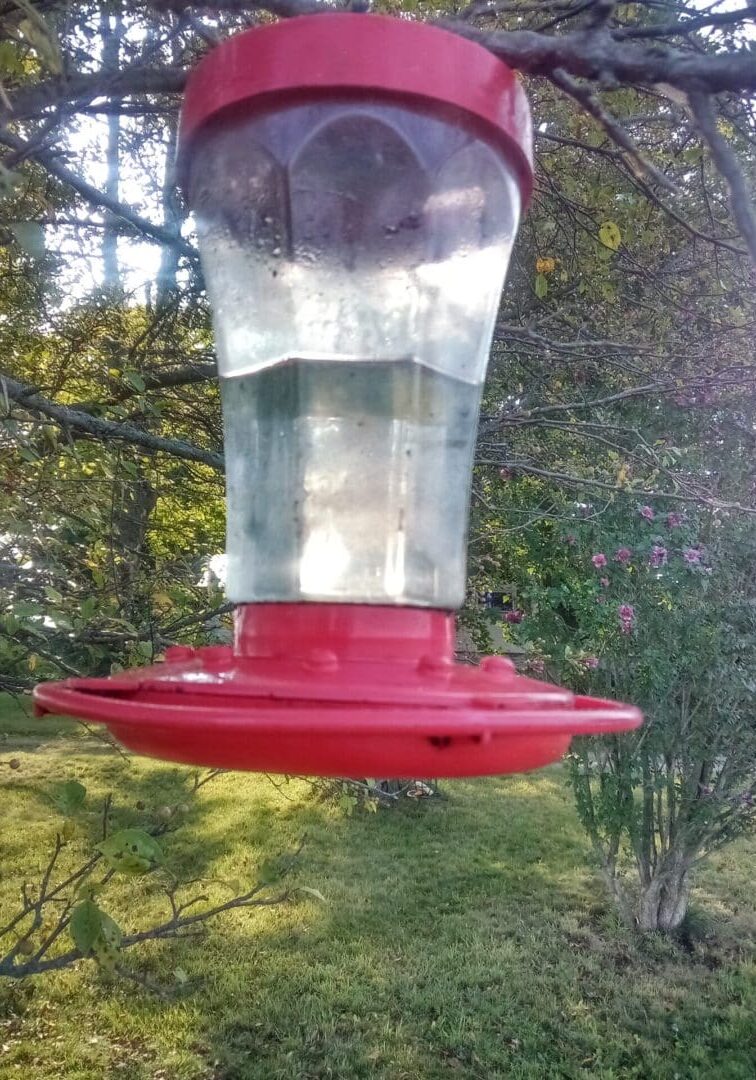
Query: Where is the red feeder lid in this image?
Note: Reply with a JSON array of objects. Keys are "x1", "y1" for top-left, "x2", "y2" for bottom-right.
[
  {"x1": 34, "y1": 605, "x2": 641, "y2": 778},
  {"x1": 177, "y1": 13, "x2": 534, "y2": 207}
]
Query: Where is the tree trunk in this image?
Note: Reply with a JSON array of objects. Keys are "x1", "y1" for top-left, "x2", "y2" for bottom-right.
[
  {"x1": 100, "y1": 6, "x2": 124, "y2": 290},
  {"x1": 111, "y1": 466, "x2": 157, "y2": 623},
  {"x1": 636, "y1": 856, "x2": 692, "y2": 931},
  {"x1": 156, "y1": 100, "x2": 184, "y2": 308}
]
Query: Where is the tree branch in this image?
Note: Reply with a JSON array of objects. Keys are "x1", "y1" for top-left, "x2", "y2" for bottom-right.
[
  {"x1": 0, "y1": 131, "x2": 197, "y2": 257},
  {"x1": 479, "y1": 460, "x2": 756, "y2": 515},
  {"x1": 151, "y1": 0, "x2": 338, "y2": 16},
  {"x1": 2, "y1": 64, "x2": 187, "y2": 125},
  {"x1": 688, "y1": 91, "x2": 756, "y2": 265},
  {"x1": 1, "y1": 373, "x2": 224, "y2": 470},
  {"x1": 448, "y1": 21, "x2": 756, "y2": 95},
  {"x1": 613, "y1": 8, "x2": 756, "y2": 41},
  {"x1": 550, "y1": 67, "x2": 677, "y2": 192}
]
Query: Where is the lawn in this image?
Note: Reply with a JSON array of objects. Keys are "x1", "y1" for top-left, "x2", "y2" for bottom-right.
[{"x1": 1, "y1": 698, "x2": 755, "y2": 1079}]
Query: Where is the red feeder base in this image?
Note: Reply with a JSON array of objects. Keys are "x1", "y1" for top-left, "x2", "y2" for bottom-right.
[{"x1": 33, "y1": 605, "x2": 641, "y2": 777}]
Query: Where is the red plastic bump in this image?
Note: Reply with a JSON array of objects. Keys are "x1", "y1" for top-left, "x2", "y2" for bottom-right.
[
  {"x1": 33, "y1": 603, "x2": 642, "y2": 778},
  {"x1": 177, "y1": 14, "x2": 533, "y2": 206}
]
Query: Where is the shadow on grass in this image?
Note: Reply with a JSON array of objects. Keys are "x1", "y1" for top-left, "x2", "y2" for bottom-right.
[
  {"x1": 103, "y1": 773, "x2": 634, "y2": 1078},
  {"x1": 4, "y1": 756, "x2": 756, "y2": 1079},
  {"x1": 0, "y1": 696, "x2": 82, "y2": 747}
]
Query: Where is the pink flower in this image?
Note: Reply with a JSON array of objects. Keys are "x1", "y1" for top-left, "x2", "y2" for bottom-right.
[
  {"x1": 614, "y1": 547, "x2": 632, "y2": 564},
  {"x1": 683, "y1": 547, "x2": 702, "y2": 565},
  {"x1": 649, "y1": 545, "x2": 668, "y2": 568},
  {"x1": 499, "y1": 467, "x2": 513, "y2": 481},
  {"x1": 639, "y1": 505, "x2": 655, "y2": 521},
  {"x1": 581, "y1": 657, "x2": 600, "y2": 670},
  {"x1": 592, "y1": 553, "x2": 607, "y2": 568},
  {"x1": 667, "y1": 512, "x2": 685, "y2": 528},
  {"x1": 505, "y1": 610, "x2": 524, "y2": 624},
  {"x1": 600, "y1": 577, "x2": 610, "y2": 588},
  {"x1": 618, "y1": 603, "x2": 635, "y2": 634}
]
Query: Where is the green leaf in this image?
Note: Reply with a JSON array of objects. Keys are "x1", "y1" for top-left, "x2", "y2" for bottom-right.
[
  {"x1": 44, "y1": 586, "x2": 63, "y2": 605},
  {"x1": 12, "y1": 602, "x2": 39, "y2": 618},
  {"x1": 298, "y1": 886, "x2": 327, "y2": 904},
  {"x1": 97, "y1": 828, "x2": 163, "y2": 875},
  {"x1": 598, "y1": 221, "x2": 622, "y2": 251},
  {"x1": 70, "y1": 900, "x2": 102, "y2": 956},
  {"x1": 99, "y1": 911, "x2": 122, "y2": 949},
  {"x1": 174, "y1": 967, "x2": 189, "y2": 985},
  {"x1": 122, "y1": 371, "x2": 146, "y2": 393},
  {"x1": 338, "y1": 792, "x2": 357, "y2": 816},
  {"x1": 18, "y1": 15, "x2": 63, "y2": 75},
  {"x1": 0, "y1": 163, "x2": 19, "y2": 196},
  {"x1": 9, "y1": 221, "x2": 46, "y2": 259},
  {"x1": 74, "y1": 877, "x2": 102, "y2": 902},
  {"x1": 0, "y1": 41, "x2": 24, "y2": 78},
  {"x1": 534, "y1": 272, "x2": 549, "y2": 299},
  {"x1": 80, "y1": 596, "x2": 97, "y2": 621},
  {"x1": 258, "y1": 856, "x2": 287, "y2": 884},
  {"x1": 92, "y1": 933, "x2": 118, "y2": 974},
  {"x1": 54, "y1": 779, "x2": 86, "y2": 816},
  {"x1": 47, "y1": 610, "x2": 72, "y2": 630}
]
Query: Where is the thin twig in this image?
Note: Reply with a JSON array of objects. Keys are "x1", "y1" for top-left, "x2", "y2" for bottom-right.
[
  {"x1": 551, "y1": 67, "x2": 677, "y2": 193},
  {"x1": 688, "y1": 91, "x2": 756, "y2": 265}
]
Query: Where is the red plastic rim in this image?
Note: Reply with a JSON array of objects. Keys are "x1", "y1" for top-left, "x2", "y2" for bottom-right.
[
  {"x1": 34, "y1": 604, "x2": 641, "y2": 778},
  {"x1": 178, "y1": 13, "x2": 533, "y2": 206}
]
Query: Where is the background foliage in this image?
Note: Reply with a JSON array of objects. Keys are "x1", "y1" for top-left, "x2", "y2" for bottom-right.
[{"x1": 0, "y1": 0, "x2": 755, "y2": 944}]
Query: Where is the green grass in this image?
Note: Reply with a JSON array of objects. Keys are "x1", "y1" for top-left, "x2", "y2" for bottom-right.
[
  {"x1": 1, "y1": 710, "x2": 755, "y2": 1079},
  {"x1": 0, "y1": 692, "x2": 81, "y2": 742}
]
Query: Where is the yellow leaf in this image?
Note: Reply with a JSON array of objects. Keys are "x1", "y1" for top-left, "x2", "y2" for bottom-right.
[
  {"x1": 27, "y1": 653, "x2": 38, "y2": 671},
  {"x1": 536, "y1": 257, "x2": 556, "y2": 275},
  {"x1": 598, "y1": 221, "x2": 622, "y2": 251}
]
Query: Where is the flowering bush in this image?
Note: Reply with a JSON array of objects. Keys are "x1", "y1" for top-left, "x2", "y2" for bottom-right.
[
  {"x1": 648, "y1": 544, "x2": 668, "y2": 568},
  {"x1": 470, "y1": 488, "x2": 755, "y2": 931}
]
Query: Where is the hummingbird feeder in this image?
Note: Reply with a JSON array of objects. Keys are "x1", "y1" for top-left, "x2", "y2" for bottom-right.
[{"x1": 34, "y1": 14, "x2": 642, "y2": 776}]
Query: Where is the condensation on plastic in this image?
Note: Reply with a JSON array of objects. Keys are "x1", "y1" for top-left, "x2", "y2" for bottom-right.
[
  {"x1": 189, "y1": 101, "x2": 521, "y2": 383},
  {"x1": 189, "y1": 102, "x2": 521, "y2": 607}
]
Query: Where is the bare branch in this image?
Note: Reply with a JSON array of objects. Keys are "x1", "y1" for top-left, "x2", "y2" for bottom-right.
[
  {"x1": 3, "y1": 64, "x2": 187, "y2": 125},
  {"x1": 550, "y1": 67, "x2": 677, "y2": 192},
  {"x1": 448, "y1": 20, "x2": 756, "y2": 95},
  {"x1": 0, "y1": 131, "x2": 197, "y2": 256},
  {"x1": 0, "y1": 845, "x2": 302, "y2": 979},
  {"x1": 613, "y1": 8, "x2": 756, "y2": 41},
  {"x1": 479, "y1": 460, "x2": 756, "y2": 515},
  {"x1": 689, "y1": 91, "x2": 756, "y2": 265},
  {"x1": 1, "y1": 373, "x2": 224, "y2": 471},
  {"x1": 151, "y1": 0, "x2": 339, "y2": 16}
]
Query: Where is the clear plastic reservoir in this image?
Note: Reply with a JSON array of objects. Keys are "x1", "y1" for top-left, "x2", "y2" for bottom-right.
[{"x1": 189, "y1": 101, "x2": 521, "y2": 607}]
